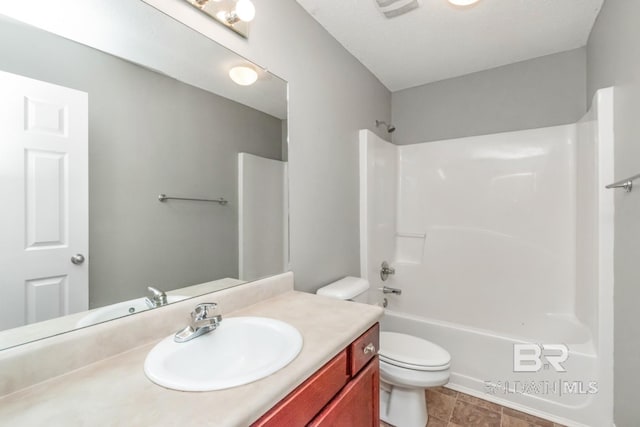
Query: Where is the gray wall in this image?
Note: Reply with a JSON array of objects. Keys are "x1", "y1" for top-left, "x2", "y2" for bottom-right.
[
  {"x1": 0, "y1": 19, "x2": 283, "y2": 307},
  {"x1": 391, "y1": 48, "x2": 587, "y2": 144},
  {"x1": 148, "y1": 0, "x2": 392, "y2": 292},
  {"x1": 587, "y1": 2, "x2": 640, "y2": 425}
]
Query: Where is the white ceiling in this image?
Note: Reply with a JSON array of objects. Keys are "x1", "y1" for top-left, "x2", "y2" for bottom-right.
[{"x1": 296, "y1": 0, "x2": 604, "y2": 92}]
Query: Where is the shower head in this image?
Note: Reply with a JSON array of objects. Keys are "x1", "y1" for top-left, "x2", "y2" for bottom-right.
[{"x1": 375, "y1": 120, "x2": 396, "y2": 133}]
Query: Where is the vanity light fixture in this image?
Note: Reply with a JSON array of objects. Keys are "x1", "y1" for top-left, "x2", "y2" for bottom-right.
[
  {"x1": 447, "y1": 0, "x2": 481, "y2": 6},
  {"x1": 235, "y1": 0, "x2": 256, "y2": 22},
  {"x1": 185, "y1": 0, "x2": 255, "y2": 38},
  {"x1": 215, "y1": 0, "x2": 255, "y2": 25},
  {"x1": 229, "y1": 66, "x2": 258, "y2": 86}
]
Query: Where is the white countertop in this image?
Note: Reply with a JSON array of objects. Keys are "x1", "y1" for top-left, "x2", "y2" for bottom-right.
[
  {"x1": 0, "y1": 277, "x2": 246, "y2": 351},
  {"x1": 0, "y1": 291, "x2": 383, "y2": 426}
]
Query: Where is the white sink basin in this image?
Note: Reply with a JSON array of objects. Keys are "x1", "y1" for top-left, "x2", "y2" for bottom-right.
[
  {"x1": 144, "y1": 316, "x2": 303, "y2": 391},
  {"x1": 76, "y1": 295, "x2": 189, "y2": 328}
]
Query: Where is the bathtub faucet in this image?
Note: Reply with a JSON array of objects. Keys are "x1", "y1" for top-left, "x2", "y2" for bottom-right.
[
  {"x1": 380, "y1": 261, "x2": 396, "y2": 281},
  {"x1": 380, "y1": 286, "x2": 402, "y2": 296}
]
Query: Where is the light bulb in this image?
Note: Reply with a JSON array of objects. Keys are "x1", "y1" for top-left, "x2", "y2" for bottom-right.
[
  {"x1": 235, "y1": 0, "x2": 255, "y2": 22},
  {"x1": 215, "y1": 10, "x2": 228, "y2": 22},
  {"x1": 229, "y1": 66, "x2": 258, "y2": 86},
  {"x1": 447, "y1": 0, "x2": 480, "y2": 6}
]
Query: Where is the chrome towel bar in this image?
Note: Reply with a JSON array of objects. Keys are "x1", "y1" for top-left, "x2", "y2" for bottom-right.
[
  {"x1": 605, "y1": 173, "x2": 640, "y2": 193},
  {"x1": 158, "y1": 194, "x2": 228, "y2": 205},
  {"x1": 396, "y1": 232, "x2": 426, "y2": 239}
]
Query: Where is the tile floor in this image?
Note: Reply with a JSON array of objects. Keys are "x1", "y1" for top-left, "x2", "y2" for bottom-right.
[{"x1": 380, "y1": 387, "x2": 566, "y2": 427}]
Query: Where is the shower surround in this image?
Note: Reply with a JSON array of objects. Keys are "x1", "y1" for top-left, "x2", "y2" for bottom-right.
[{"x1": 360, "y1": 88, "x2": 614, "y2": 426}]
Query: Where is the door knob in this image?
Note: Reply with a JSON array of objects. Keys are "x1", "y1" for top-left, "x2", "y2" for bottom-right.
[{"x1": 71, "y1": 254, "x2": 85, "y2": 265}]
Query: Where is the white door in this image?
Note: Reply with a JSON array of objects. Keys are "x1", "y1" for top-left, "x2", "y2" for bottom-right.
[{"x1": 0, "y1": 70, "x2": 88, "y2": 330}]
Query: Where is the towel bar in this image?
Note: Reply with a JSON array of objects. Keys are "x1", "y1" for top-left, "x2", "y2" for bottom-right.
[{"x1": 158, "y1": 194, "x2": 228, "y2": 205}]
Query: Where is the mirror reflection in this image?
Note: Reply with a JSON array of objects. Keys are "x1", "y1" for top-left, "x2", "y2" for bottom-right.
[{"x1": 0, "y1": 9, "x2": 288, "y2": 350}]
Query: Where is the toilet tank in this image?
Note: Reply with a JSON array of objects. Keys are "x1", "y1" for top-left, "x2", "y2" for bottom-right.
[{"x1": 316, "y1": 277, "x2": 370, "y2": 303}]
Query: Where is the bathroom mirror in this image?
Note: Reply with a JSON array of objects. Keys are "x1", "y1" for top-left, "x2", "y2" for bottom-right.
[{"x1": 0, "y1": 2, "x2": 288, "y2": 350}]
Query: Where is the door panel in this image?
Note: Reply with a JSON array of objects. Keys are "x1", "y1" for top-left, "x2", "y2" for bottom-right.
[
  {"x1": 25, "y1": 149, "x2": 68, "y2": 248},
  {"x1": 25, "y1": 275, "x2": 68, "y2": 324}
]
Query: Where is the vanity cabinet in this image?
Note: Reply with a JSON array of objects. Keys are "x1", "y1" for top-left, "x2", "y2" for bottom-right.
[{"x1": 252, "y1": 323, "x2": 380, "y2": 427}]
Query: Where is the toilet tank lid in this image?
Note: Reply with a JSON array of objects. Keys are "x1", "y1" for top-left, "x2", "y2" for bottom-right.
[{"x1": 316, "y1": 276, "x2": 370, "y2": 300}]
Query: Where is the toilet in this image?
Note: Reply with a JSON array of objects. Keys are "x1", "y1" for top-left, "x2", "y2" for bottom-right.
[{"x1": 317, "y1": 276, "x2": 451, "y2": 427}]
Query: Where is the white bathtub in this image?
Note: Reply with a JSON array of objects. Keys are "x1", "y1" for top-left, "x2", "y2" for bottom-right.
[{"x1": 381, "y1": 309, "x2": 607, "y2": 427}]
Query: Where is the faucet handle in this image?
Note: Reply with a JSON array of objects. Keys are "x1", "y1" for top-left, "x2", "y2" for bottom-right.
[
  {"x1": 192, "y1": 302, "x2": 219, "y2": 321},
  {"x1": 380, "y1": 261, "x2": 396, "y2": 281}
]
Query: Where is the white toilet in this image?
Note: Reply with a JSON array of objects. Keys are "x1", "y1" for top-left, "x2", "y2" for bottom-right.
[{"x1": 316, "y1": 276, "x2": 451, "y2": 427}]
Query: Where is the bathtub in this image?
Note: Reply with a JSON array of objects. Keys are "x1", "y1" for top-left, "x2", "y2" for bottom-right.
[
  {"x1": 381, "y1": 309, "x2": 607, "y2": 427},
  {"x1": 360, "y1": 88, "x2": 614, "y2": 427}
]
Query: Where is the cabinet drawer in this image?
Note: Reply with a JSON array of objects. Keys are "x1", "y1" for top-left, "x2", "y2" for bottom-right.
[
  {"x1": 252, "y1": 350, "x2": 349, "y2": 427},
  {"x1": 349, "y1": 323, "x2": 379, "y2": 376}
]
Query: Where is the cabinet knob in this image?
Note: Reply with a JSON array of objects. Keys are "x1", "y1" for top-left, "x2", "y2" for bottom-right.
[{"x1": 363, "y1": 343, "x2": 376, "y2": 355}]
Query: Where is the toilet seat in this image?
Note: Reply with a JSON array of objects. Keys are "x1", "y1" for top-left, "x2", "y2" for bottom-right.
[
  {"x1": 380, "y1": 354, "x2": 450, "y2": 371},
  {"x1": 379, "y1": 332, "x2": 451, "y2": 371}
]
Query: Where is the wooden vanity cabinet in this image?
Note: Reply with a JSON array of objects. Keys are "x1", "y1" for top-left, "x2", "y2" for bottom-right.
[{"x1": 252, "y1": 323, "x2": 380, "y2": 427}]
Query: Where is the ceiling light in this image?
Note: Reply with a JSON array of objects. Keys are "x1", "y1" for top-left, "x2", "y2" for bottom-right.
[
  {"x1": 229, "y1": 66, "x2": 258, "y2": 86},
  {"x1": 447, "y1": 0, "x2": 481, "y2": 6}
]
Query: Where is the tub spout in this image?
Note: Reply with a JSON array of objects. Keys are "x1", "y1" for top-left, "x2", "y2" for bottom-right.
[{"x1": 380, "y1": 286, "x2": 402, "y2": 295}]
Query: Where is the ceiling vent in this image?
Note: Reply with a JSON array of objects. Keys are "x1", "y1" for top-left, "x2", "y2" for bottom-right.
[{"x1": 375, "y1": 0, "x2": 420, "y2": 18}]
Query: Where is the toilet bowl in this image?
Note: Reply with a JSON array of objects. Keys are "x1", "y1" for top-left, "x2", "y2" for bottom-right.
[
  {"x1": 315, "y1": 276, "x2": 451, "y2": 427},
  {"x1": 379, "y1": 331, "x2": 451, "y2": 427}
]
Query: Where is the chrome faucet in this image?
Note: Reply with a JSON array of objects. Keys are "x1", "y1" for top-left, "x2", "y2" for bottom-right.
[
  {"x1": 145, "y1": 286, "x2": 168, "y2": 308},
  {"x1": 174, "y1": 302, "x2": 222, "y2": 343},
  {"x1": 380, "y1": 285, "x2": 402, "y2": 296}
]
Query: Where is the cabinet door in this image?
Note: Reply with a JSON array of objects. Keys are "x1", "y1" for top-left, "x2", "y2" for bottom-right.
[
  {"x1": 252, "y1": 351, "x2": 349, "y2": 427},
  {"x1": 309, "y1": 357, "x2": 379, "y2": 427}
]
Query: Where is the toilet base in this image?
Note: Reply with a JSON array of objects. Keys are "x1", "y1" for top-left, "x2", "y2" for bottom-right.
[{"x1": 380, "y1": 384, "x2": 428, "y2": 427}]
